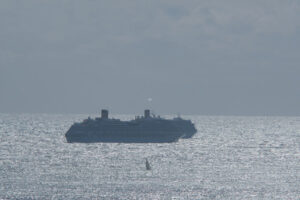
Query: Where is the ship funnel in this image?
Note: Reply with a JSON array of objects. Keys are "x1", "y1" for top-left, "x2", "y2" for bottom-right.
[
  {"x1": 144, "y1": 109, "x2": 150, "y2": 118},
  {"x1": 101, "y1": 109, "x2": 109, "y2": 119}
]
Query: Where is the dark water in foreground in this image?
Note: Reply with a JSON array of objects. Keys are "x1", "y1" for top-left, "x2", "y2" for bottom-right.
[{"x1": 0, "y1": 114, "x2": 299, "y2": 199}]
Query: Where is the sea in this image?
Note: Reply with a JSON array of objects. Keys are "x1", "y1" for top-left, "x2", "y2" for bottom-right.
[{"x1": 0, "y1": 114, "x2": 299, "y2": 199}]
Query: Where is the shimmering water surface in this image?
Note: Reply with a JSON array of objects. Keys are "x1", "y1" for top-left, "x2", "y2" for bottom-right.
[{"x1": 0, "y1": 114, "x2": 299, "y2": 199}]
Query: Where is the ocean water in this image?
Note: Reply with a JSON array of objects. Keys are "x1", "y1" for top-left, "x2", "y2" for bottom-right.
[{"x1": 0, "y1": 114, "x2": 299, "y2": 199}]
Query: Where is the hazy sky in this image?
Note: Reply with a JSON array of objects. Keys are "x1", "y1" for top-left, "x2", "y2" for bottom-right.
[{"x1": 1, "y1": 0, "x2": 300, "y2": 115}]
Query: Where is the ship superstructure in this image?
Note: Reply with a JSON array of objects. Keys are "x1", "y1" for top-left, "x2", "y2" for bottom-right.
[{"x1": 65, "y1": 109, "x2": 197, "y2": 143}]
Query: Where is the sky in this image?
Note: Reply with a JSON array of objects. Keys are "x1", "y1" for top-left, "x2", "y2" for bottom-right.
[{"x1": 0, "y1": 0, "x2": 300, "y2": 115}]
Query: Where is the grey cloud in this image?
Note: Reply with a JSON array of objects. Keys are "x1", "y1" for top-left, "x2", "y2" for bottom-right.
[{"x1": 0, "y1": 0, "x2": 300, "y2": 115}]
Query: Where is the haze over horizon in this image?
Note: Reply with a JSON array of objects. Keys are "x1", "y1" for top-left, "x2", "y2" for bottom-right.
[{"x1": 1, "y1": 0, "x2": 300, "y2": 115}]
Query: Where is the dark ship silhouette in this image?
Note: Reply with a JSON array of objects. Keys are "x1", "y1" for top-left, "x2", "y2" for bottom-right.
[{"x1": 65, "y1": 109, "x2": 197, "y2": 143}]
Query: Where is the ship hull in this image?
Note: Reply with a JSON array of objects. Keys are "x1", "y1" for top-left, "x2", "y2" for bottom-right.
[
  {"x1": 66, "y1": 134, "x2": 180, "y2": 143},
  {"x1": 65, "y1": 129, "x2": 194, "y2": 143}
]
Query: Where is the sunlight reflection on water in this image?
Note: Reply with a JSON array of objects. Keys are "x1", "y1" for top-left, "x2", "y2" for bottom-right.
[{"x1": 0, "y1": 114, "x2": 299, "y2": 199}]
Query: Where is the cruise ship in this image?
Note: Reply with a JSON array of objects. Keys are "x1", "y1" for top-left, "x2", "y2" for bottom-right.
[{"x1": 65, "y1": 109, "x2": 197, "y2": 143}]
